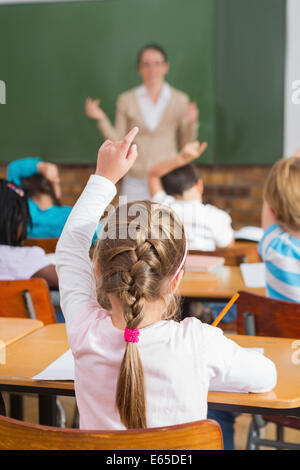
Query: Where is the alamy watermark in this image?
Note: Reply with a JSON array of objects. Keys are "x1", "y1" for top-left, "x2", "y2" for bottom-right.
[
  {"x1": 291, "y1": 340, "x2": 300, "y2": 365},
  {"x1": 0, "y1": 341, "x2": 5, "y2": 365},
  {"x1": 0, "y1": 80, "x2": 6, "y2": 104},
  {"x1": 292, "y1": 80, "x2": 300, "y2": 104}
]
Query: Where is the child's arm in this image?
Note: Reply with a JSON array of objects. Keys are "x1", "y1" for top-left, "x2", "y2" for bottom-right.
[
  {"x1": 148, "y1": 141, "x2": 208, "y2": 197},
  {"x1": 55, "y1": 127, "x2": 139, "y2": 327},
  {"x1": 7, "y1": 157, "x2": 61, "y2": 199},
  {"x1": 261, "y1": 200, "x2": 278, "y2": 231},
  {"x1": 203, "y1": 324, "x2": 277, "y2": 393},
  {"x1": 7, "y1": 157, "x2": 42, "y2": 186}
]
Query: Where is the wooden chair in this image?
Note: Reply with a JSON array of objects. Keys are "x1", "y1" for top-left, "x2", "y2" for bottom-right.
[
  {"x1": 236, "y1": 290, "x2": 300, "y2": 450},
  {"x1": 0, "y1": 279, "x2": 64, "y2": 425},
  {"x1": 0, "y1": 279, "x2": 56, "y2": 325},
  {"x1": 0, "y1": 416, "x2": 223, "y2": 450},
  {"x1": 24, "y1": 238, "x2": 58, "y2": 254}
]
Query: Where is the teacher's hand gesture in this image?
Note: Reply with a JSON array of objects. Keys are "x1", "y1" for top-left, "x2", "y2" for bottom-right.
[{"x1": 85, "y1": 97, "x2": 106, "y2": 121}]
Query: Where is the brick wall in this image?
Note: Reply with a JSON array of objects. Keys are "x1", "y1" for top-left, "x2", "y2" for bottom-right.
[{"x1": 0, "y1": 164, "x2": 271, "y2": 229}]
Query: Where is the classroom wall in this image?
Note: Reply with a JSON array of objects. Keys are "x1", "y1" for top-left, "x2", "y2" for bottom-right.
[{"x1": 0, "y1": 163, "x2": 270, "y2": 229}]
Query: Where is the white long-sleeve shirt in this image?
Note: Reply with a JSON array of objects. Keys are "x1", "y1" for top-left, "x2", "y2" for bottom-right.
[{"x1": 55, "y1": 175, "x2": 277, "y2": 430}]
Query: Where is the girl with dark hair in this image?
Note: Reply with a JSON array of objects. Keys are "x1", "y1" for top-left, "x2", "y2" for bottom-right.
[
  {"x1": 85, "y1": 44, "x2": 199, "y2": 201},
  {"x1": 0, "y1": 179, "x2": 58, "y2": 287},
  {"x1": 55, "y1": 127, "x2": 276, "y2": 432},
  {"x1": 7, "y1": 157, "x2": 72, "y2": 238}
]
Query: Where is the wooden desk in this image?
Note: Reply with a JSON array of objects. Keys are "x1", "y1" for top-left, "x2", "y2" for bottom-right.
[
  {"x1": 0, "y1": 318, "x2": 44, "y2": 346},
  {"x1": 179, "y1": 266, "x2": 266, "y2": 299},
  {"x1": 1, "y1": 324, "x2": 300, "y2": 425}
]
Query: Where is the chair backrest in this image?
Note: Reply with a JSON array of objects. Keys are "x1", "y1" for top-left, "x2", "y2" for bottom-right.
[
  {"x1": 236, "y1": 290, "x2": 300, "y2": 338},
  {"x1": 189, "y1": 243, "x2": 260, "y2": 267},
  {"x1": 24, "y1": 238, "x2": 58, "y2": 254},
  {"x1": 0, "y1": 279, "x2": 56, "y2": 325},
  {"x1": 0, "y1": 416, "x2": 223, "y2": 450}
]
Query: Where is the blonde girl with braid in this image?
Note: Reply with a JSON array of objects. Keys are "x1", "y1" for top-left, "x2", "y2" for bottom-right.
[{"x1": 56, "y1": 127, "x2": 276, "y2": 431}]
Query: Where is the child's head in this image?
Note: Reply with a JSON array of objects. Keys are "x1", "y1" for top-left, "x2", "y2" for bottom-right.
[
  {"x1": 264, "y1": 156, "x2": 300, "y2": 232},
  {"x1": 0, "y1": 179, "x2": 31, "y2": 246},
  {"x1": 21, "y1": 174, "x2": 61, "y2": 206},
  {"x1": 161, "y1": 163, "x2": 203, "y2": 198},
  {"x1": 93, "y1": 200, "x2": 186, "y2": 429}
]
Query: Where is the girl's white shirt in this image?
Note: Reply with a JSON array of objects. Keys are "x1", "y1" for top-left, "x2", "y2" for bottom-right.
[{"x1": 55, "y1": 175, "x2": 277, "y2": 430}]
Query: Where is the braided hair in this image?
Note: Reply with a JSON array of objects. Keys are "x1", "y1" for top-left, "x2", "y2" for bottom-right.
[
  {"x1": 0, "y1": 179, "x2": 31, "y2": 246},
  {"x1": 93, "y1": 201, "x2": 185, "y2": 429}
]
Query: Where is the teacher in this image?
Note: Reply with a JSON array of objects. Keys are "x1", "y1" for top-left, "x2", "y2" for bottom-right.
[{"x1": 85, "y1": 44, "x2": 199, "y2": 201}]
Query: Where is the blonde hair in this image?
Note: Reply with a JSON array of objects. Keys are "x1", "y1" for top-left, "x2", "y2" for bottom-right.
[
  {"x1": 93, "y1": 201, "x2": 185, "y2": 429},
  {"x1": 264, "y1": 156, "x2": 300, "y2": 232}
]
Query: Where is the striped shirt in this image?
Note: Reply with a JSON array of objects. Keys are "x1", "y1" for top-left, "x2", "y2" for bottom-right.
[{"x1": 259, "y1": 224, "x2": 300, "y2": 303}]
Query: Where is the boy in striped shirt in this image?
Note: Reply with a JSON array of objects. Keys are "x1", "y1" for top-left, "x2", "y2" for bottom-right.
[{"x1": 259, "y1": 156, "x2": 300, "y2": 303}]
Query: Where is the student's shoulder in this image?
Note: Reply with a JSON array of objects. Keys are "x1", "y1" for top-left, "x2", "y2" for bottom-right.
[
  {"x1": 203, "y1": 203, "x2": 231, "y2": 222},
  {"x1": 151, "y1": 190, "x2": 176, "y2": 206},
  {"x1": 0, "y1": 244, "x2": 45, "y2": 257},
  {"x1": 168, "y1": 316, "x2": 220, "y2": 343},
  {"x1": 258, "y1": 223, "x2": 288, "y2": 257},
  {"x1": 48, "y1": 204, "x2": 72, "y2": 216}
]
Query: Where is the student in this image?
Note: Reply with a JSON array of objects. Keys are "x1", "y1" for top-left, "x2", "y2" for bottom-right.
[
  {"x1": 0, "y1": 179, "x2": 58, "y2": 287},
  {"x1": 259, "y1": 156, "x2": 300, "y2": 303},
  {"x1": 7, "y1": 157, "x2": 72, "y2": 238},
  {"x1": 55, "y1": 127, "x2": 276, "y2": 436},
  {"x1": 148, "y1": 141, "x2": 234, "y2": 251}
]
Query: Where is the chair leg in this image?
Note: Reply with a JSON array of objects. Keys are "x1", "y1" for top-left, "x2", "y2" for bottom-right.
[
  {"x1": 0, "y1": 393, "x2": 6, "y2": 416},
  {"x1": 72, "y1": 403, "x2": 79, "y2": 428},
  {"x1": 246, "y1": 419, "x2": 259, "y2": 450},
  {"x1": 276, "y1": 424, "x2": 284, "y2": 447},
  {"x1": 246, "y1": 415, "x2": 267, "y2": 450},
  {"x1": 56, "y1": 397, "x2": 67, "y2": 428},
  {"x1": 9, "y1": 394, "x2": 23, "y2": 420}
]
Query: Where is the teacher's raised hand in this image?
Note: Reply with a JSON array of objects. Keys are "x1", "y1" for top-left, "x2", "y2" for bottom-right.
[{"x1": 85, "y1": 97, "x2": 106, "y2": 121}]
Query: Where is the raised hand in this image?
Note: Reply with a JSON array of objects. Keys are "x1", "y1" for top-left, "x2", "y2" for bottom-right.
[
  {"x1": 96, "y1": 127, "x2": 139, "y2": 184},
  {"x1": 178, "y1": 141, "x2": 208, "y2": 165},
  {"x1": 185, "y1": 102, "x2": 199, "y2": 125},
  {"x1": 85, "y1": 97, "x2": 106, "y2": 121}
]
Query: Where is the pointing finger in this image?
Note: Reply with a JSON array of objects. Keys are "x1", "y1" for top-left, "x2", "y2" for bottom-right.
[{"x1": 121, "y1": 126, "x2": 139, "y2": 154}]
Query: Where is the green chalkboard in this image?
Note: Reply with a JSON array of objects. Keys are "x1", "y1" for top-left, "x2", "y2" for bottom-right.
[
  {"x1": 0, "y1": 0, "x2": 214, "y2": 164},
  {"x1": 214, "y1": 0, "x2": 286, "y2": 164}
]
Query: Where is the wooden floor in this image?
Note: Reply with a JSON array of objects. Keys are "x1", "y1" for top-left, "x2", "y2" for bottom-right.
[{"x1": 2, "y1": 393, "x2": 300, "y2": 449}]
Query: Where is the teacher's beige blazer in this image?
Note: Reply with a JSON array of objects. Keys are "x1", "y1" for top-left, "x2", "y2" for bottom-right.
[{"x1": 97, "y1": 85, "x2": 198, "y2": 179}]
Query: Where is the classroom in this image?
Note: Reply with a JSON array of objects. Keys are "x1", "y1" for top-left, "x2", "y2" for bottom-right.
[{"x1": 0, "y1": 0, "x2": 300, "y2": 453}]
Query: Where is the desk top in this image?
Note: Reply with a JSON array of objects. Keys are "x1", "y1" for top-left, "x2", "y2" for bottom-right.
[
  {"x1": 179, "y1": 266, "x2": 266, "y2": 299},
  {"x1": 0, "y1": 324, "x2": 299, "y2": 411},
  {"x1": 0, "y1": 318, "x2": 44, "y2": 346}
]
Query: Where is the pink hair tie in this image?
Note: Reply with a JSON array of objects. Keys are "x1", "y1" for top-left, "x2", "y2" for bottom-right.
[{"x1": 124, "y1": 327, "x2": 140, "y2": 343}]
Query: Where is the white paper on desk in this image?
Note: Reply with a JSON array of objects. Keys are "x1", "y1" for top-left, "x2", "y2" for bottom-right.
[
  {"x1": 234, "y1": 226, "x2": 263, "y2": 242},
  {"x1": 33, "y1": 349, "x2": 74, "y2": 381},
  {"x1": 209, "y1": 348, "x2": 264, "y2": 393},
  {"x1": 240, "y1": 262, "x2": 266, "y2": 288}
]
